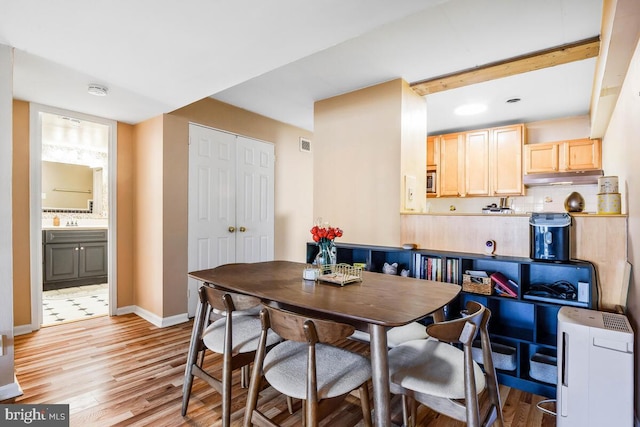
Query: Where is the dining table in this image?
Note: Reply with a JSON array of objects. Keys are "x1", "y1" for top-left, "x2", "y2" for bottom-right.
[{"x1": 188, "y1": 260, "x2": 461, "y2": 426}]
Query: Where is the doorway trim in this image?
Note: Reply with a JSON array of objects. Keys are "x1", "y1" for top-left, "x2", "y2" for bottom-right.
[{"x1": 29, "y1": 103, "x2": 118, "y2": 330}]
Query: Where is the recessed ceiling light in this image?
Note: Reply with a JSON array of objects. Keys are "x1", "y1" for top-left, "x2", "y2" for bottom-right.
[
  {"x1": 454, "y1": 103, "x2": 487, "y2": 116},
  {"x1": 88, "y1": 84, "x2": 108, "y2": 96},
  {"x1": 506, "y1": 97, "x2": 521, "y2": 103}
]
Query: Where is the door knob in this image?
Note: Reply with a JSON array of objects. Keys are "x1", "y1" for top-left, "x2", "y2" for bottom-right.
[
  {"x1": 228, "y1": 226, "x2": 236, "y2": 233},
  {"x1": 239, "y1": 226, "x2": 247, "y2": 232}
]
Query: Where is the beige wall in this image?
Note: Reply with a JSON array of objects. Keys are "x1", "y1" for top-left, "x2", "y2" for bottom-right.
[
  {"x1": 400, "y1": 80, "x2": 428, "y2": 213},
  {"x1": 314, "y1": 78, "x2": 425, "y2": 246},
  {"x1": 116, "y1": 122, "x2": 134, "y2": 308},
  {"x1": 12, "y1": 100, "x2": 31, "y2": 326},
  {"x1": 601, "y1": 36, "x2": 640, "y2": 415},
  {"x1": 132, "y1": 116, "x2": 164, "y2": 316},
  {"x1": 525, "y1": 115, "x2": 591, "y2": 144},
  {"x1": 161, "y1": 114, "x2": 188, "y2": 316}
]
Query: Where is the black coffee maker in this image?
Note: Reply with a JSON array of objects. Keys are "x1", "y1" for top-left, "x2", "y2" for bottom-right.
[{"x1": 529, "y1": 213, "x2": 571, "y2": 262}]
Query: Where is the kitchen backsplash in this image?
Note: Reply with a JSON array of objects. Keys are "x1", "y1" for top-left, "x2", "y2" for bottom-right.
[{"x1": 426, "y1": 184, "x2": 599, "y2": 214}]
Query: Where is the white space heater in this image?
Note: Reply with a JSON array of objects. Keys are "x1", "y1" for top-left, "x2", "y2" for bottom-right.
[{"x1": 557, "y1": 306, "x2": 634, "y2": 427}]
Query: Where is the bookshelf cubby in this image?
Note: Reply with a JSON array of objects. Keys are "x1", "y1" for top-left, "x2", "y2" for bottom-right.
[{"x1": 306, "y1": 242, "x2": 596, "y2": 397}]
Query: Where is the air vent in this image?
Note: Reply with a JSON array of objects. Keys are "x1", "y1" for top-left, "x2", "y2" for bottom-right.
[
  {"x1": 603, "y1": 313, "x2": 631, "y2": 332},
  {"x1": 299, "y1": 137, "x2": 311, "y2": 153}
]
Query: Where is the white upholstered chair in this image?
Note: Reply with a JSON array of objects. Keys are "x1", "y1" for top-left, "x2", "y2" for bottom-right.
[
  {"x1": 182, "y1": 285, "x2": 280, "y2": 426},
  {"x1": 388, "y1": 301, "x2": 503, "y2": 427},
  {"x1": 244, "y1": 306, "x2": 373, "y2": 427},
  {"x1": 349, "y1": 308, "x2": 445, "y2": 348}
]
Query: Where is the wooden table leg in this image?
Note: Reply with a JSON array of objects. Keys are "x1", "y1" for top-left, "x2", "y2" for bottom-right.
[{"x1": 369, "y1": 324, "x2": 390, "y2": 426}]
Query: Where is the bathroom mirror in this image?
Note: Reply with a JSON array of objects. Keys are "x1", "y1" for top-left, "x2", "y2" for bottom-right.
[{"x1": 41, "y1": 161, "x2": 100, "y2": 212}]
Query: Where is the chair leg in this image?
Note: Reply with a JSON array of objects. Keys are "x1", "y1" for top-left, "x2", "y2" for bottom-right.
[
  {"x1": 182, "y1": 302, "x2": 207, "y2": 417},
  {"x1": 410, "y1": 397, "x2": 417, "y2": 427},
  {"x1": 286, "y1": 396, "x2": 295, "y2": 414},
  {"x1": 359, "y1": 382, "x2": 372, "y2": 427},
  {"x1": 241, "y1": 364, "x2": 250, "y2": 388},
  {"x1": 181, "y1": 368, "x2": 194, "y2": 416},
  {"x1": 401, "y1": 395, "x2": 409, "y2": 427}
]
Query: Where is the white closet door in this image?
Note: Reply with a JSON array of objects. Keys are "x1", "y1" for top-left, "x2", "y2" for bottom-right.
[
  {"x1": 187, "y1": 125, "x2": 274, "y2": 316},
  {"x1": 235, "y1": 136, "x2": 274, "y2": 263}
]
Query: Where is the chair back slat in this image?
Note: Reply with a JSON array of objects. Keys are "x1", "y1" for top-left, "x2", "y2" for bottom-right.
[
  {"x1": 264, "y1": 306, "x2": 355, "y2": 344},
  {"x1": 200, "y1": 284, "x2": 261, "y2": 312},
  {"x1": 426, "y1": 300, "x2": 484, "y2": 344}
]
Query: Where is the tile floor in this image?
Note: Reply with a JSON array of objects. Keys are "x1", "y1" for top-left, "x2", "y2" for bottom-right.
[{"x1": 42, "y1": 283, "x2": 109, "y2": 325}]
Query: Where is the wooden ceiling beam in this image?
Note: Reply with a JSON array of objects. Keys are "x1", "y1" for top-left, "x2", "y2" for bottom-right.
[{"x1": 410, "y1": 36, "x2": 600, "y2": 96}]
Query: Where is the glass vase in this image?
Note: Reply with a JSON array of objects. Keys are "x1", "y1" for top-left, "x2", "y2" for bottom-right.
[{"x1": 314, "y1": 240, "x2": 336, "y2": 274}]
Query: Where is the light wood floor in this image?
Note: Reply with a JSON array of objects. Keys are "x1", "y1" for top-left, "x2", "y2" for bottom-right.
[{"x1": 11, "y1": 314, "x2": 556, "y2": 426}]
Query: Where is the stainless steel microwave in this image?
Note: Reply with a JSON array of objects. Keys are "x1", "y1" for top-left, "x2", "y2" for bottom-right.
[{"x1": 426, "y1": 171, "x2": 436, "y2": 194}]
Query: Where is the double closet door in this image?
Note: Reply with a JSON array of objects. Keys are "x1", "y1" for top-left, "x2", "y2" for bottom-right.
[{"x1": 187, "y1": 124, "x2": 275, "y2": 316}]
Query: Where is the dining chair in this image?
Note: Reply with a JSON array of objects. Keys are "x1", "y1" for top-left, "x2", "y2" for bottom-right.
[
  {"x1": 182, "y1": 284, "x2": 280, "y2": 426},
  {"x1": 388, "y1": 301, "x2": 503, "y2": 427},
  {"x1": 244, "y1": 306, "x2": 373, "y2": 427},
  {"x1": 349, "y1": 308, "x2": 445, "y2": 348}
]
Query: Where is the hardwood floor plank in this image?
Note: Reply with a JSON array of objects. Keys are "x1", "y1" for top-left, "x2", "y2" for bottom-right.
[{"x1": 10, "y1": 313, "x2": 555, "y2": 426}]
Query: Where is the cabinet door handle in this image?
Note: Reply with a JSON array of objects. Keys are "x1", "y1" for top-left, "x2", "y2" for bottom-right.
[
  {"x1": 228, "y1": 226, "x2": 236, "y2": 233},
  {"x1": 239, "y1": 226, "x2": 247, "y2": 232}
]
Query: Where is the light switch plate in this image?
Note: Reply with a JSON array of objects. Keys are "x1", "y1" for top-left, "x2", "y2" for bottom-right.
[{"x1": 404, "y1": 175, "x2": 416, "y2": 211}]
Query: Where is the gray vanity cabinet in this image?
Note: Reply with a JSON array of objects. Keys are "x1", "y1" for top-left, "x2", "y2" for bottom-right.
[{"x1": 43, "y1": 229, "x2": 108, "y2": 290}]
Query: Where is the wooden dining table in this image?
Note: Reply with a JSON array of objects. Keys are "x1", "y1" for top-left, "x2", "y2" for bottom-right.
[{"x1": 188, "y1": 260, "x2": 461, "y2": 426}]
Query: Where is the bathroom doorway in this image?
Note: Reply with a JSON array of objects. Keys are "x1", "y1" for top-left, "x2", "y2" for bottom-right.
[{"x1": 29, "y1": 104, "x2": 117, "y2": 328}]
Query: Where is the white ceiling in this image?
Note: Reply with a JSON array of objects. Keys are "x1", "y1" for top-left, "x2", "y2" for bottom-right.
[{"x1": 2, "y1": 0, "x2": 603, "y2": 134}]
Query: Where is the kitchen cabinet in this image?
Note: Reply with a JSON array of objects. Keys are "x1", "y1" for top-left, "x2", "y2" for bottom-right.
[
  {"x1": 524, "y1": 142, "x2": 559, "y2": 173},
  {"x1": 491, "y1": 125, "x2": 524, "y2": 195},
  {"x1": 438, "y1": 133, "x2": 464, "y2": 197},
  {"x1": 306, "y1": 242, "x2": 596, "y2": 398},
  {"x1": 464, "y1": 130, "x2": 490, "y2": 196},
  {"x1": 43, "y1": 228, "x2": 108, "y2": 290},
  {"x1": 426, "y1": 136, "x2": 438, "y2": 168},
  {"x1": 564, "y1": 138, "x2": 601, "y2": 170},
  {"x1": 432, "y1": 124, "x2": 524, "y2": 197},
  {"x1": 524, "y1": 138, "x2": 601, "y2": 174}
]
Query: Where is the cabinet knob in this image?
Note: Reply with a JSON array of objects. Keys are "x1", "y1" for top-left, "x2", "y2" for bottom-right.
[
  {"x1": 80, "y1": 247, "x2": 84, "y2": 250},
  {"x1": 228, "y1": 226, "x2": 236, "y2": 233},
  {"x1": 75, "y1": 247, "x2": 79, "y2": 251},
  {"x1": 239, "y1": 226, "x2": 247, "y2": 232}
]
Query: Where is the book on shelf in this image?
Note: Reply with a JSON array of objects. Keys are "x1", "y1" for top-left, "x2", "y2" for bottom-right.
[
  {"x1": 491, "y1": 272, "x2": 518, "y2": 297},
  {"x1": 414, "y1": 254, "x2": 458, "y2": 284}
]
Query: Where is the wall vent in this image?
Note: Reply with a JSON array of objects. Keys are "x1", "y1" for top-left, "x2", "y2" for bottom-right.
[{"x1": 299, "y1": 137, "x2": 312, "y2": 153}]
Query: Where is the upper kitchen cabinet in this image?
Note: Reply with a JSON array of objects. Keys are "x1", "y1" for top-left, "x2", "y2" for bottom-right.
[
  {"x1": 491, "y1": 125, "x2": 524, "y2": 196},
  {"x1": 432, "y1": 124, "x2": 524, "y2": 197},
  {"x1": 426, "y1": 136, "x2": 439, "y2": 169},
  {"x1": 524, "y1": 138, "x2": 601, "y2": 174},
  {"x1": 564, "y1": 138, "x2": 601, "y2": 171},
  {"x1": 438, "y1": 133, "x2": 465, "y2": 197},
  {"x1": 465, "y1": 130, "x2": 490, "y2": 196}
]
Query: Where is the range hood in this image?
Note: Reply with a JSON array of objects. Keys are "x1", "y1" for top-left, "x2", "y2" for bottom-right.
[{"x1": 523, "y1": 169, "x2": 603, "y2": 186}]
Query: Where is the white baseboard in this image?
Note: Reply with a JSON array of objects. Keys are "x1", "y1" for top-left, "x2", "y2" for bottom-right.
[
  {"x1": 13, "y1": 325, "x2": 33, "y2": 336},
  {"x1": 0, "y1": 376, "x2": 23, "y2": 401},
  {"x1": 132, "y1": 306, "x2": 189, "y2": 328},
  {"x1": 115, "y1": 305, "x2": 135, "y2": 315},
  {"x1": 14, "y1": 306, "x2": 189, "y2": 336}
]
